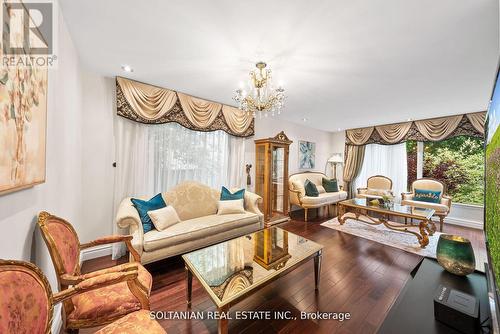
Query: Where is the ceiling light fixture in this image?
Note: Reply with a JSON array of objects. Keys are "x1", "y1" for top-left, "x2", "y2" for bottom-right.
[
  {"x1": 121, "y1": 65, "x2": 133, "y2": 73},
  {"x1": 233, "y1": 62, "x2": 285, "y2": 118}
]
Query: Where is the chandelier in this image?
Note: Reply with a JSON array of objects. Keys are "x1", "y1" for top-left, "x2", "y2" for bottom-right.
[{"x1": 233, "y1": 62, "x2": 285, "y2": 118}]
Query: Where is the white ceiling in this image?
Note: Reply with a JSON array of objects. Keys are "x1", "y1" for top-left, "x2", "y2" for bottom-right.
[{"x1": 59, "y1": 0, "x2": 499, "y2": 132}]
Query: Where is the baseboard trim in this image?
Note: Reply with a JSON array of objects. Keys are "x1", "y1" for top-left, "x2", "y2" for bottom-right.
[
  {"x1": 445, "y1": 216, "x2": 483, "y2": 230},
  {"x1": 80, "y1": 244, "x2": 113, "y2": 262}
]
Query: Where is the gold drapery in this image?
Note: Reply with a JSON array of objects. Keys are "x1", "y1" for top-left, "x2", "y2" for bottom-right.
[
  {"x1": 414, "y1": 115, "x2": 463, "y2": 141},
  {"x1": 345, "y1": 112, "x2": 485, "y2": 146},
  {"x1": 177, "y1": 93, "x2": 221, "y2": 128},
  {"x1": 466, "y1": 112, "x2": 486, "y2": 135},
  {"x1": 343, "y1": 145, "x2": 366, "y2": 198},
  {"x1": 346, "y1": 127, "x2": 374, "y2": 145},
  {"x1": 376, "y1": 122, "x2": 412, "y2": 144},
  {"x1": 116, "y1": 77, "x2": 254, "y2": 137},
  {"x1": 116, "y1": 77, "x2": 177, "y2": 120}
]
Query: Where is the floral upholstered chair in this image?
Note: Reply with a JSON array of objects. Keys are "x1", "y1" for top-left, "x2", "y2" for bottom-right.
[
  {"x1": 0, "y1": 259, "x2": 165, "y2": 334},
  {"x1": 401, "y1": 178, "x2": 452, "y2": 232},
  {"x1": 356, "y1": 175, "x2": 394, "y2": 199},
  {"x1": 37, "y1": 211, "x2": 153, "y2": 333}
]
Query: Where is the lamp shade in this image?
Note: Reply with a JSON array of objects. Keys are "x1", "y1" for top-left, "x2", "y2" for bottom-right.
[{"x1": 328, "y1": 153, "x2": 343, "y2": 163}]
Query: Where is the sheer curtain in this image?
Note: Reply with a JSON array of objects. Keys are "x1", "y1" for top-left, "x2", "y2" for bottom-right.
[
  {"x1": 353, "y1": 143, "x2": 408, "y2": 199},
  {"x1": 112, "y1": 117, "x2": 246, "y2": 258}
]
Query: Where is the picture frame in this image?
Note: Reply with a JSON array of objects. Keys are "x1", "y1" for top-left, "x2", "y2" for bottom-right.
[{"x1": 298, "y1": 140, "x2": 316, "y2": 170}]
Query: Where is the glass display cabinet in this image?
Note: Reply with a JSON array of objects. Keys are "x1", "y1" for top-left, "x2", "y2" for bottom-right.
[{"x1": 254, "y1": 131, "x2": 292, "y2": 225}]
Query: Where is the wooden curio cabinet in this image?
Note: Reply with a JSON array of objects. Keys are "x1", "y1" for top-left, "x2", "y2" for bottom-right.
[{"x1": 254, "y1": 131, "x2": 292, "y2": 225}]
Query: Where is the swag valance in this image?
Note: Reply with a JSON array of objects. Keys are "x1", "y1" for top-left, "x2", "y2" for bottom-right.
[
  {"x1": 116, "y1": 77, "x2": 255, "y2": 137},
  {"x1": 345, "y1": 112, "x2": 486, "y2": 146}
]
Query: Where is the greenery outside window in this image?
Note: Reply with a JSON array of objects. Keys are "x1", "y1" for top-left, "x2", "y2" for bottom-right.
[{"x1": 406, "y1": 136, "x2": 484, "y2": 206}]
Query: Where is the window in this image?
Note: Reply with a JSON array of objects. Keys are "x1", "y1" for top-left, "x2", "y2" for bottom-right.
[
  {"x1": 354, "y1": 143, "x2": 408, "y2": 199},
  {"x1": 406, "y1": 136, "x2": 484, "y2": 206}
]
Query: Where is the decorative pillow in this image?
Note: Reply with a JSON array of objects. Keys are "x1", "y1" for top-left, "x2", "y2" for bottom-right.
[
  {"x1": 304, "y1": 179, "x2": 319, "y2": 197},
  {"x1": 414, "y1": 189, "x2": 441, "y2": 203},
  {"x1": 217, "y1": 199, "x2": 245, "y2": 215},
  {"x1": 220, "y1": 186, "x2": 245, "y2": 201},
  {"x1": 316, "y1": 185, "x2": 326, "y2": 194},
  {"x1": 131, "y1": 193, "x2": 166, "y2": 233},
  {"x1": 147, "y1": 206, "x2": 181, "y2": 231},
  {"x1": 322, "y1": 178, "x2": 339, "y2": 192}
]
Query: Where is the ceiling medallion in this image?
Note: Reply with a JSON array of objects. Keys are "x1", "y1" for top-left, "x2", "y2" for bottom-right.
[{"x1": 233, "y1": 62, "x2": 286, "y2": 118}]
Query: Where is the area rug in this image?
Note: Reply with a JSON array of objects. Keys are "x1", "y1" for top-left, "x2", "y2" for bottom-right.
[{"x1": 321, "y1": 214, "x2": 486, "y2": 272}]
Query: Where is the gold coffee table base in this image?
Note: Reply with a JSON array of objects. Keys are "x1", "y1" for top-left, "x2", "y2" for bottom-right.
[{"x1": 338, "y1": 202, "x2": 436, "y2": 249}]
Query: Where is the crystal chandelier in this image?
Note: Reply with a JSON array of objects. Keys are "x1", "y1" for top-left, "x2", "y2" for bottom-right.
[{"x1": 233, "y1": 62, "x2": 285, "y2": 118}]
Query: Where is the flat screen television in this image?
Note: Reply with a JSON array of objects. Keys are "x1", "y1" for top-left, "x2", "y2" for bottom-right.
[{"x1": 485, "y1": 65, "x2": 500, "y2": 332}]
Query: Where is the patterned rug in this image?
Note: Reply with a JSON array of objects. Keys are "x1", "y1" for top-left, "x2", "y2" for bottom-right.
[{"x1": 321, "y1": 213, "x2": 486, "y2": 272}]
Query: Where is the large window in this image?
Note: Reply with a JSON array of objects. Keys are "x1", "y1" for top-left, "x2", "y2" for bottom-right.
[{"x1": 406, "y1": 136, "x2": 484, "y2": 206}]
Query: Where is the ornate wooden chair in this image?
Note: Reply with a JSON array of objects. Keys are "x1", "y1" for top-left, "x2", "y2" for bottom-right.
[
  {"x1": 0, "y1": 259, "x2": 165, "y2": 334},
  {"x1": 401, "y1": 178, "x2": 452, "y2": 231},
  {"x1": 37, "y1": 211, "x2": 153, "y2": 333},
  {"x1": 356, "y1": 175, "x2": 394, "y2": 199}
]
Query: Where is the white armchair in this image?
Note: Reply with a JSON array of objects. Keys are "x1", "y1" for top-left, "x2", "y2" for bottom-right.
[
  {"x1": 401, "y1": 178, "x2": 451, "y2": 232},
  {"x1": 357, "y1": 175, "x2": 394, "y2": 199}
]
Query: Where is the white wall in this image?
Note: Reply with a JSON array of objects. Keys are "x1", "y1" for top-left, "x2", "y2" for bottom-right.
[
  {"x1": 81, "y1": 72, "x2": 115, "y2": 243},
  {"x1": 0, "y1": 7, "x2": 83, "y2": 332}
]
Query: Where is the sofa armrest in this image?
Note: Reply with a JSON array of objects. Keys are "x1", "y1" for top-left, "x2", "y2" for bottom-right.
[
  {"x1": 244, "y1": 191, "x2": 263, "y2": 220},
  {"x1": 401, "y1": 192, "x2": 413, "y2": 201},
  {"x1": 441, "y1": 195, "x2": 452, "y2": 212},
  {"x1": 289, "y1": 188, "x2": 303, "y2": 206},
  {"x1": 116, "y1": 197, "x2": 144, "y2": 259}
]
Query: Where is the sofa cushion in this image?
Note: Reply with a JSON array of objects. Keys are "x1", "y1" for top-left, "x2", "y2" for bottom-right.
[
  {"x1": 143, "y1": 212, "x2": 260, "y2": 252},
  {"x1": 301, "y1": 191, "x2": 347, "y2": 206},
  {"x1": 148, "y1": 206, "x2": 181, "y2": 231},
  {"x1": 217, "y1": 199, "x2": 245, "y2": 215},
  {"x1": 322, "y1": 178, "x2": 339, "y2": 192},
  {"x1": 414, "y1": 188, "x2": 441, "y2": 203},
  {"x1": 401, "y1": 199, "x2": 449, "y2": 214},
  {"x1": 220, "y1": 187, "x2": 245, "y2": 201},
  {"x1": 304, "y1": 179, "x2": 319, "y2": 197},
  {"x1": 131, "y1": 194, "x2": 166, "y2": 233}
]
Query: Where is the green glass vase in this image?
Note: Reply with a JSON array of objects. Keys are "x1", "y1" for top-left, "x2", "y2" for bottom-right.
[{"x1": 436, "y1": 234, "x2": 475, "y2": 276}]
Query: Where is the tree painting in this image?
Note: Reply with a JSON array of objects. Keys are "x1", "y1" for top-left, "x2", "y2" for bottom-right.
[{"x1": 0, "y1": 8, "x2": 48, "y2": 194}]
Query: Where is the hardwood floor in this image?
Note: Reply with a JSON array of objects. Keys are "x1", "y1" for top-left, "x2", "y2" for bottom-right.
[{"x1": 80, "y1": 210, "x2": 486, "y2": 334}]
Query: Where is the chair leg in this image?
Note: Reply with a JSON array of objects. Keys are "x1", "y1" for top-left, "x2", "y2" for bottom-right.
[
  {"x1": 439, "y1": 216, "x2": 444, "y2": 232},
  {"x1": 304, "y1": 208, "x2": 308, "y2": 222}
]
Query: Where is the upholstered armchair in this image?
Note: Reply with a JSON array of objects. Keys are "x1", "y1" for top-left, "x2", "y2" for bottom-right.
[
  {"x1": 0, "y1": 259, "x2": 165, "y2": 334},
  {"x1": 37, "y1": 211, "x2": 153, "y2": 333},
  {"x1": 356, "y1": 175, "x2": 394, "y2": 199},
  {"x1": 401, "y1": 178, "x2": 452, "y2": 232}
]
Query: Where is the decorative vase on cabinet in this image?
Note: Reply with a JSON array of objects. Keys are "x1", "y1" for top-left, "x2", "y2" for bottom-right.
[{"x1": 254, "y1": 131, "x2": 292, "y2": 226}]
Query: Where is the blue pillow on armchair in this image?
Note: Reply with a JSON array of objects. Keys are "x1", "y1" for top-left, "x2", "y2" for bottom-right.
[
  {"x1": 414, "y1": 188, "x2": 441, "y2": 203},
  {"x1": 131, "y1": 193, "x2": 166, "y2": 233},
  {"x1": 220, "y1": 186, "x2": 245, "y2": 200}
]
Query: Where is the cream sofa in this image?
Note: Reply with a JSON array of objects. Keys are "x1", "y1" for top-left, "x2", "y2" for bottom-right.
[
  {"x1": 289, "y1": 171, "x2": 348, "y2": 221},
  {"x1": 116, "y1": 181, "x2": 264, "y2": 264}
]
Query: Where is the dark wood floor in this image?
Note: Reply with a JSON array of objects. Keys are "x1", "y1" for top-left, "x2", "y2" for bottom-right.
[{"x1": 80, "y1": 210, "x2": 485, "y2": 334}]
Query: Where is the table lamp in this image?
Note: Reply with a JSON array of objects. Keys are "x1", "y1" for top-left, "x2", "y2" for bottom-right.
[{"x1": 327, "y1": 153, "x2": 343, "y2": 180}]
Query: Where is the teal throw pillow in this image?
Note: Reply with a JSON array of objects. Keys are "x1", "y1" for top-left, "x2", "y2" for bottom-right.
[
  {"x1": 322, "y1": 178, "x2": 339, "y2": 192},
  {"x1": 304, "y1": 179, "x2": 319, "y2": 197},
  {"x1": 414, "y1": 189, "x2": 441, "y2": 203},
  {"x1": 131, "y1": 193, "x2": 166, "y2": 233},
  {"x1": 220, "y1": 186, "x2": 245, "y2": 200}
]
